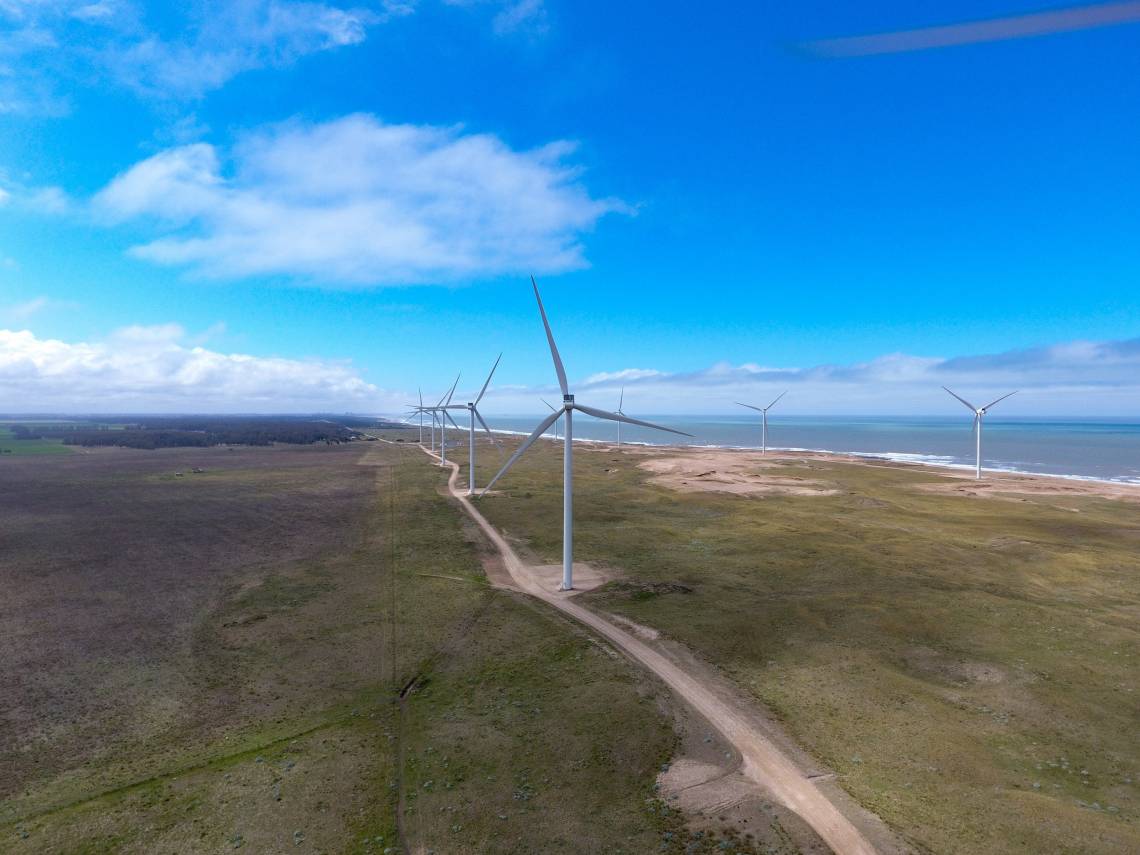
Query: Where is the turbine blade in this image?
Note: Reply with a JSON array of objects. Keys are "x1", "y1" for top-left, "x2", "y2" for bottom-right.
[
  {"x1": 942, "y1": 386, "x2": 977, "y2": 412},
  {"x1": 482, "y1": 409, "x2": 563, "y2": 494},
  {"x1": 736, "y1": 402, "x2": 764, "y2": 412},
  {"x1": 473, "y1": 407, "x2": 500, "y2": 448},
  {"x1": 476, "y1": 353, "x2": 502, "y2": 405},
  {"x1": 444, "y1": 410, "x2": 463, "y2": 432},
  {"x1": 573, "y1": 403, "x2": 694, "y2": 437},
  {"x1": 765, "y1": 390, "x2": 787, "y2": 411},
  {"x1": 618, "y1": 386, "x2": 624, "y2": 413},
  {"x1": 981, "y1": 390, "x2": 1017, "y2": 412},
  {"x1": 443, "y1": 373, "x2": 461, "y2": 406},
  {"x1": 532, "y1": 276, "x2": 569, "y2": 397},
  {"x1": 541, "y1": 397, "x2": 557, "y2": 412},
  {"x1": 418, "y1": 387, "x2": 423, "y2": 408}
]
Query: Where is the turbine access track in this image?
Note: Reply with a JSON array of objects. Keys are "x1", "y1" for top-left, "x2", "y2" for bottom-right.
[{"x1": 419, "y1": 444, "x2": 888, "y2": 855}]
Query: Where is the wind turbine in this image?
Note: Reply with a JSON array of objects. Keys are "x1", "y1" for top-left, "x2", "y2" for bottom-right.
[
  {"x1": 942, "y1": 387, "x2": 1017, "y2": 479},
  {"x1": 415, "y1": 375, "x2": 461, "y2": 462},
  {"x1": 616, "y1": 387, "x2": 625, "y2": 446},
  {"x1": 441, "y1": 355, "x2": 502, "y2": 495},
  {"x1": 436, "y1": 374, "x2": 462, "y2": 465},
  {"x1": 481, "y1": 278, "x2": 692, "y2": 591},
  {"x1": 417, "y1": 388, "x2": 424, "y2": 444},
  {"x1": 541, "y1": 398, "x2": 561, "y2": 440},
  {"x1": 736, "y1": 391, "x2": 786, "y2": 454},
  {"x1": 414, "y1": 399, "x2": 436, "y2": 450}
]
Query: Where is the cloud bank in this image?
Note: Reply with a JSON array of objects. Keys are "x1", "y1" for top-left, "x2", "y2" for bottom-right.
[
  {"x1": 0, "y1": 324, "x2": 386, "y2": 412},
  {"x1": 480, "y1": 336, "x2": 1140, "y2": 415},
  {"x1": 4, "y1": 327, "x2": 1137, "y2": 415},
  {"x1": 94, "y1": 114, "x2": 628, "y2": 284}
]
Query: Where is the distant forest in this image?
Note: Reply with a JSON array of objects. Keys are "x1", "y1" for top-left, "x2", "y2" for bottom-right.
[{"x1": 9, "y1": 417, "x2": 406, "y2": 450}]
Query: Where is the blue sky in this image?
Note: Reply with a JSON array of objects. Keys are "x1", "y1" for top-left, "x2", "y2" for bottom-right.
[{"x1": 1, "y1": 1, "x2": 1139, "y2": 414}]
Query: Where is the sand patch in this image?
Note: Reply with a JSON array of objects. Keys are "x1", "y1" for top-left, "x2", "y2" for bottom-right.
[
  {"x1": 640, "y1": 451, "x2": 840, "y2": 497},
  {"x1": 914, "y1": 471, "x2": 1140, "y2": 504}
]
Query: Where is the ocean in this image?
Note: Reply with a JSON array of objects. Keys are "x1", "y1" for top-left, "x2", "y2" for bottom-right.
[{"x1": 468, "y1": 415, "x2": 1140, "y2": 484}]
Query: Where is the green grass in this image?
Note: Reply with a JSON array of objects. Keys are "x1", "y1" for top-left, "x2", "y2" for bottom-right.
[
  {"x1": 461, "y1": 437, "x2": 1140, "y2": 855},
  {"x1": 0, "y1": 427, "x2": 72, "y2": 456}
]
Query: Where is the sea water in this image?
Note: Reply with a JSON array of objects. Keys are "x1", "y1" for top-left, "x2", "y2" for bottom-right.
[{"x1": 475, "y1": 415, "x2": 1140, "y2": 484}]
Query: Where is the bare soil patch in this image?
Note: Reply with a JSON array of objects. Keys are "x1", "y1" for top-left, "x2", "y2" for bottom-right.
[{"x1": 641, "y1": 451, "x2": 841, "y2": 497}]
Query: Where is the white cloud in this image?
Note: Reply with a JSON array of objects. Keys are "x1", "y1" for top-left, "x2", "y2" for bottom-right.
[
  {"x1": 70, "y1": 2, "x2": 118, "y2": 22},
  {"x1": 478, "y1": 336, "x2": 1140, "y2": 415},
  {"x1": 582, "y1": 367, "x2": 665, "y2": 385},
  {"x1": 104, "y1": 2, "x2": 382, "y2": 99},
  {"x1": 25, "y1": 185, "x2": 72, "y2": 213},
  {"x1": 0, "y1": 1, "x2": 389, "y2": 110},
  {"x1": 492, "y1": 0, "x2": 547, "y2": 36},
  {"x1": 189, "y1": 320, "x2": 227, "y2": 344},
  {"x1": 1, "y1": 295, "x2": 77, "y2": 320},
  {"x1": 0, "y1": 323, "x2": 387, "y2": 411},
  {"x1": 94, "y1": 114, "x2": 629, "y2": 284},
  {"x1": 4, "y1": 297, "x2": 48, "y2": 320},
  {"x1": 0, "y1": 178, "x2": 76, "y2": 214}
]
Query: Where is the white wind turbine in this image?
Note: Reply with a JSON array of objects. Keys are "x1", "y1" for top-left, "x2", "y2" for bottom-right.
[
  {"x1": 541, "y1": 398, "x2": 562, "y2": 440},
  {"x1": 436, "y1": 375, "x2": 463, "y2": 465},
  {"x1": 440, "y1": 355, "x2": 502, "y2": 495},
  {"x1": 942, "y1": 387, "x2": 1017, "y2": 479},
  {"x1": 616, "y1": 386, "x2": 625, "y2": 446},
  {"x1": 481, "y1": 278, "x2": 692, "y2": 591},
  {"x1": 416, "y1": 375, "x2": 461, "y2": 461},
  {"x1": 407, "y1": 399, "x2": 435, "y2": 450},
  {"x1": 736, "y1": 391, "x2": 786, "y2": 454},
  {"x1": 417, "y1": 388, "x2": 424, "y2": 444}
]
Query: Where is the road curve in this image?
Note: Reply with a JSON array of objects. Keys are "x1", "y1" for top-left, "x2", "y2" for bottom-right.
[{"x1": 420, "y1": 446, "x2": 880, "y2": 855}]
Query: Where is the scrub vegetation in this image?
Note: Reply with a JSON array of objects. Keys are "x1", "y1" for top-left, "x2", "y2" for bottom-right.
[
  {"x1": 463, "y1": 436, "x2": 1140, "y2": 855},
  {"x1": 1, "y1": 440, "x2": 682, "y2": 853}
]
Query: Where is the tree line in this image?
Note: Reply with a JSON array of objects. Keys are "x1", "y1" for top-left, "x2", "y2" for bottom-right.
[{"x1": 8, "y1": 417, "x2": 394, "y2": 449}]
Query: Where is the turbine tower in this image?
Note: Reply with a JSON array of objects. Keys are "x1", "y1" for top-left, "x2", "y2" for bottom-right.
[
  {"x1": 482, "y1": 278, "x2": 691, "y2": 591},
  {"x1": 736, "y1": 391, "x2": 786, "y2": 454},
  {"x1": 942, "y1": 387, "x2": 1017, "y2": 479},
  {"x1": 442, "y1": 355, "x2": 502, "y2": 495},
  {"x1": 436, "y1": 374, "x2": 462, "y2": 466},
  {"x1": 415, "y1": 375, "x2": 461, "y2": 461}
]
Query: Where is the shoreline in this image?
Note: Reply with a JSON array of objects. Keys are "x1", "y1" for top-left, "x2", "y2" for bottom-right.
[{"x1": 434, "y1": 424, "x2": 1140, "y2": 489}]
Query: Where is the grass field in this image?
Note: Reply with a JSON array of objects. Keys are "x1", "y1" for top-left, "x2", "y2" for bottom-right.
[
  {"x1": 0, "y1": 440, "x2": 699, "y2": 853},
  {"x1": 0, "y1": 426, "x2": 72, "y2": 456},
  {"x1": 453, "y1": 434, "x2": 1140, "y2": 855}
]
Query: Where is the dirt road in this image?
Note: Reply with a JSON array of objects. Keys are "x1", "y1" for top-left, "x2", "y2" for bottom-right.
[{"x1": 419, "y1": 445, "x2": 884, "y2": 855}]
